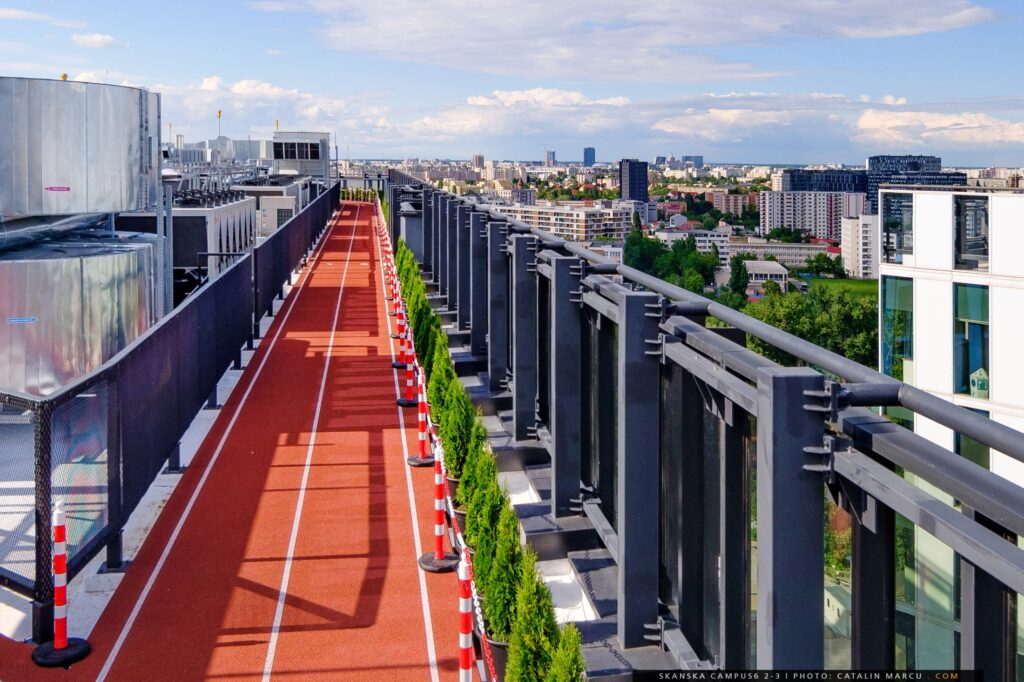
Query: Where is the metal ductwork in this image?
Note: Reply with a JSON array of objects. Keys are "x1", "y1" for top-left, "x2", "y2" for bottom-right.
[{"x1": 0, "y1": 213, "x2": 110, "y2": 252}]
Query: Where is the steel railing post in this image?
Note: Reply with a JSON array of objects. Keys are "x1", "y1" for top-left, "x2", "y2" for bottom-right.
[
  {"x1": 615, "y1": 290, "x2": 661, "y2": 648},
  {"x1": 510, "y1": 234, "x2": 538, "y2": 441},
  {"x1": 456, "y1": 205, "x2": 471, "y2": 331},
  {"x1": 549, "y1": 256, "x2": 583, "y2": 518},
  {"x1": 486, "y1": 220, "x2": 509, "y2": 394},
  {"x1": 755, "y1": 367, "x2": 826, "y2": 668},
  {"x1": 469, "y1": 211, "x2": 489, "y2": 356}
]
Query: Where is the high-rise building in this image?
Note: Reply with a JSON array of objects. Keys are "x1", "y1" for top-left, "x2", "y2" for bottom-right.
[
  {"x1": 779, "y1": 168, "x2": 868, "y2": 194},
  {"x1": 619, "y1": 159, "x2": 649, "y2": 203},
  {"x1": 840, "y1": 214, "x2": 878, "y2": 279},
  {"x1": 681, "y1": 155, "x2": 704, "y2": 169},
  {"x1": 471, "y1": 154, "x2": 484, "y2": 169},
  {"x1": 758, "y1": 191, "x2": 865, "y2": 240},
  {"x1": 583, "y1": 147, "x2": 596, "y2": 167},
  {"x1": 877, "y1": 185, "x2": 1024, "y2": 670},
  {"x1": 654, "y1": 155, "x2": 666, "y2": 166},
  {"x1": 545, "y1": 149, "x2": 556, "y2": 166},
  {"x1": 866, "y1": 155, "x2": 964, "y2": 213}
]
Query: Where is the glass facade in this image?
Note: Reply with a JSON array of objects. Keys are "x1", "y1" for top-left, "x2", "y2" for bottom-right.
[
  {"x1": 882, "y1": 276, "x2": 914, "y2": 382},
  {"x1": 953, "y1": 284, "x2": 989, "y2": 398},
  {"x1": 882, "y1": 193, "x2": 914, "y2": 264},
  {"x1": 954, "y1": 196, "x2": 989, "y2": 272}
]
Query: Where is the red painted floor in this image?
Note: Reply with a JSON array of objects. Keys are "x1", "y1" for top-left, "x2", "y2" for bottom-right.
[{"x1": 0, "y1": 201, "x2": 463, "y2": 681}]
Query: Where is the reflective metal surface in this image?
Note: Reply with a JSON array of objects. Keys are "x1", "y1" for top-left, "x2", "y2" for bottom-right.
[
  {"x1": 0, "y1": 213, "x2": 109, "y2": 252},
  {"x1": 0, "y1": 77, "x2": 160, "y2": 221},
  {"x1": 0, "y1": 232, "x2": 158, "y2": 395}
]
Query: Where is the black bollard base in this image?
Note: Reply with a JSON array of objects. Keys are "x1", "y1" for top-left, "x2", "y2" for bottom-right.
[
  {"x1": 32, "y1": 638, "x2": 91, "y2": 669},
  {"x1": 418, "y1": 552, "x2": 459, "y2": 574},
  {"x1": 392, "y1": 361, "x2": 408, "y2": 369},
  {"x1": 407, "y1": 455, "x2": 435, "y2": 467},
  {"x1": 397, "y1": 397, "x2": 417, "y2": 408}
]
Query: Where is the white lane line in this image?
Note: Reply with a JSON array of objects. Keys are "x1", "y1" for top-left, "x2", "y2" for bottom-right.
[
  {"x1": 261, "y1": 205, "x2": 360, "y2": 681},
  {"x1": 96, "y1": 205, "x2": 347, "y2": 682},
  {"x1": 372, "y1": 211, "x2": 441, "y2": 682}
]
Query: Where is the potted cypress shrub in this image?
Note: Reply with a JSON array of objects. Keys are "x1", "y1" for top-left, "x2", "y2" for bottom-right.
[
  {"x1": 427, "y1": 329, "x2": 454, "y2": 415},
  {"x1": 506, "y1": 548, "x2": 560, "y2": 682},
  {"x1": 454, "y1": 420, "x2": 486, "y2": 540},
  {"x1": 481, "y1": 503, "x2": 523, "y2": 678},
  {"x1": 440, "y1": 381, "x2": 474, "y2": 504},
  {"x1": 545, "y1": 624, "x2": 585, "y2": 681},
  {"x1": 469, "y1": 468, "x2": 503, "y2": 586}
]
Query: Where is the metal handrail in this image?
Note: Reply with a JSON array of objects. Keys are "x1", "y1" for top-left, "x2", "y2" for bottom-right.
[{"x1": 392, "y1": 172, "x2": 1024, "y2": 464}]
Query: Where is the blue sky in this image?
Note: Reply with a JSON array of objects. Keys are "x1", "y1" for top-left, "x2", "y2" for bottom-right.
[{"x1": 1, "y1": 1, "x2": 1022, "y2": 165}]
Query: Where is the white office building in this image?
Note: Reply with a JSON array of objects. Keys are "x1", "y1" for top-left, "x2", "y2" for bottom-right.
[
  {"x1": 840, "y1": 214, "x2": 879, "y2": 279},
  {"x1": 759, "y1": 191, "x2": 865, "y2": 240},
  {"x1": 877, "y1": 185, "x2": 1024, "y2": 671}
]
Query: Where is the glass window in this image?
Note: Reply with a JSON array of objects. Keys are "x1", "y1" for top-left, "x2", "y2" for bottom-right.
[
  {"x1": 953, "y1": 284, "x2": 989, "y2": 398},
  {"x1": 882, "y1": 276, "x2": 913, "y2": 382},
  {"x1": 272, "y1": 142, "x2": 284, "y2": 159},
  {"x1": 309, "y1": 143, "x2": 320, "y2": 160},
  {"x1": 882, "y1": 193, "x2": 914, "y2": 264},
  {"x1": 284, "y1": 142, "x2": 297, "y2": 160},
  {"x1": 954, "y1": 196, "x2": 989, "y2": 272},
  {"x1": 298, "y1": 143, "x2": 309, "y2": 160}
]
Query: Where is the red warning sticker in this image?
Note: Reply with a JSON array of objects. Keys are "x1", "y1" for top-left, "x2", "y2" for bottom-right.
[{"x1": 45, "y1": 186, "x2": 71, "y2": 192}]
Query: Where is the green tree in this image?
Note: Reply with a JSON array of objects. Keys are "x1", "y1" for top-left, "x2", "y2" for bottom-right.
[
  {"x1": 727, "y1": 253, "x2": 755, "y2": 295},
  {"x1": 506, "y1": 549, "x2": 559, "y2": 682},
  {"x1": 484, "y1": 504, "x2": 524, "y2": 642},
  {"x1": 631, "y1": 210, "x2": 642, "y2": 232},
  {"x1": 623, "y1": 225, "x2": 665, "y2": 274},
  {"x1": 682, "y1": 269, "x2": 704, "y2": 294},
  {"x1": 762, "y1": 279, "x2": 783, "y2": 297},
  {"x1": 439, "y1": 382, "x2": 475, "y2": 479},
  {"x1": 545, "y1": 624, "x2": 585, "y2": 682}
]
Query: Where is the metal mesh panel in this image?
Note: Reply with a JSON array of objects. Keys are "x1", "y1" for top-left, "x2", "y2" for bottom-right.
[
  {"x1": 49, "y1": 381, "x2": 109, "y2": 565},
  {"x1": 0, "y1": 400, "x2": 38, "y2": 588}
]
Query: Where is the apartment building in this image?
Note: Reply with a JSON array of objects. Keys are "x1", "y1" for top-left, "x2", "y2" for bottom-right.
[
  {"x1": 877, "y1": 185, "x2": 1024, "y2": 671},
  {"x1": 707, "y1": 191, "x2": 752, "y2": 216},
  {"x1": 840, "y1": 214, "x2": 879, "y2": 279},
  {"x1": 485, "y1": 201, "x2": 631, "y2": 241},
  {"x1": 759, "y1": 191, "x2": 866, "y2": 240}
]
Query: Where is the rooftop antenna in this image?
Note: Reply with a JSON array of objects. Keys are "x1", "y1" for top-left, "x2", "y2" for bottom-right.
[
  {"x1": 275, "y1": 118, "x2": 279, "y2": 132},
  {"x1": 217, "y1": 109, "x2": 222, "y2": 139}
]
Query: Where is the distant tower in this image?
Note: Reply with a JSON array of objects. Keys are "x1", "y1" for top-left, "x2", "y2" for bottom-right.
[
  {"x1": 472, "y1": 153, "x2": 485, "y2": 169},
  {"x1": 583, "y1": 147, "x2": 596, "y2": 167},
  {"x1": 619, "y1": 159, "x2": 649, "y2": 203},
  {"x1": 545, "y1": 149, "x2": 556, "y2": 166}
]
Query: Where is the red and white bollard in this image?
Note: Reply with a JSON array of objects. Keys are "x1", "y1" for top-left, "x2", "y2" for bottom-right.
[
  {"x1": 457, "y1": 557, "x2": 474, "y2": 682},
  {"x1": 391, "y1": 307, "x2": 407, "y2": 369},
  {"x1": 32, "y1": 499, "x2": 91, "y2": 668},
  {"x1": 417, "y1": 443, "x2": 458, "y2": 573},
  {"x1": 398, "y1": 345, "x2": 417, "y2": 408},
  {"x1": 407, "y1": 370, "x2": 434, "y2": 467}
]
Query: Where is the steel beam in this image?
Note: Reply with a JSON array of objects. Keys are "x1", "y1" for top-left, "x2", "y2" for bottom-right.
[
  {"x1": 616, "y1": 289, "x2": 661, "y2": 648},
  {"x1": 755, "y1": 367, "x2": 825, "y2": 668},
  {"x1": 548, "y1": 255, "x2": 583, "y2": 517},
  {"x1": 456, "y1": 204, "x2": 471, "y2": 330},
  {"x1": 510, "y1": 234, "x2": 537, "y2": 441},
  {"x1": 486, "y1": 220, "x2": 509, "y2": 393},
  {"x1": 469, "y1": 211, "x2": 489, "y2": 355}
]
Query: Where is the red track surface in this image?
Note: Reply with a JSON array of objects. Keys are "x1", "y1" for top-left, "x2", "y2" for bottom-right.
[{"x1": 0, "y1": 202, "x2": 462, "y2": 681}]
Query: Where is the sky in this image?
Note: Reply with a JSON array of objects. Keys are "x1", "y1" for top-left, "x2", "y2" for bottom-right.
[{"x1": 1, "y1": 1, "x2": 1022, "y2": 165}]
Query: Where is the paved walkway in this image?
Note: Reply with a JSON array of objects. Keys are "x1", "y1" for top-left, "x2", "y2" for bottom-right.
[{"x1": 0, "y1": 201, "x2": 461, "y2": 680}]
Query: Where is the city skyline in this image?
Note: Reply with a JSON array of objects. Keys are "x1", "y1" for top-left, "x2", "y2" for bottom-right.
[{"x1": 1, "y1": 1, "x2": 1023, "y2": 164}]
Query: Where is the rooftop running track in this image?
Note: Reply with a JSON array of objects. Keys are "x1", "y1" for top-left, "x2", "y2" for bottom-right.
[{"x1": 0, "y1": 201, "x2": 463, "y2": 681}]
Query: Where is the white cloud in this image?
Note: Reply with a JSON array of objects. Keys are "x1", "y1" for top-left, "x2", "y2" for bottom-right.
[
  {"x1": 154, "y1": 75, "x2": 394, "y2": 145},
  {"x1": 251, "y1": 0, "x2": 990, "y2": 82},
  {"x1": 0, "y1": 8, "x2": 85, "y2": 28},
  {"x1": 880, "y1": 95, "x2": 908, "y2": 106},
  {"x1": 265, "y1": 48, "x2": 285, "y2": 56},
  {"x1": 856, "y1": 109, "x2": 1024, "y2": 146},
  {"x1": 71, "y1": 33, "x2": 122, "y2": 49}
]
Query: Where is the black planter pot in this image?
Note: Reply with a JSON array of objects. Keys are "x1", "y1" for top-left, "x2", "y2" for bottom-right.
[
  {"x1": 452, "y1": 507, "x2": 468, "y2": 537},
  {"x1": 445, "y1": 475, "x2": 460, "y2": 502},
  {"x1": 482, "y1": 636, "x2": 510, "y2": 681}
]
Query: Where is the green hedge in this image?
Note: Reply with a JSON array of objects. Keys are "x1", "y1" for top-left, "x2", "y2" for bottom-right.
[{"x1": 391, "y1": 238, "x2": 582, "y2": 677}]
